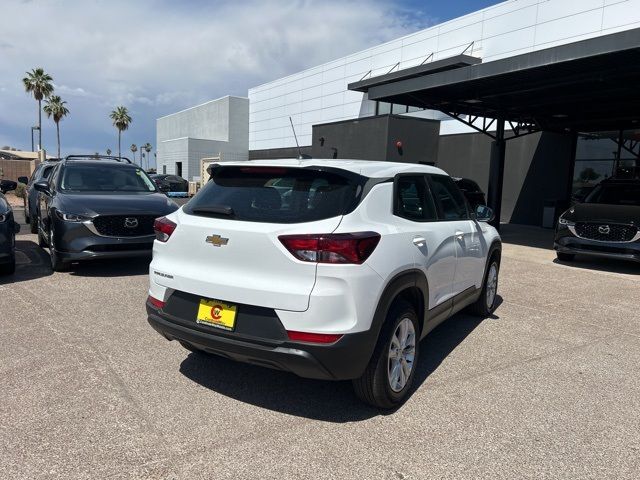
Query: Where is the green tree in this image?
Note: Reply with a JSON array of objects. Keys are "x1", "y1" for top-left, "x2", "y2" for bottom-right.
[
  {"x1": 143, "y1": 142, "x2": 152, "y2": 170},
  {"x1": 109, "y1": 106, "x2": 132, "y2": 160},
  {"x1": 130, "y1": 143, "x2": 138, "y2": 164},
  {"x1": 43, "y1": 95, "x2": 69, "y2": 159},
  {"x1": 22, "y1": 68, "x2": 54, "y2": 151}
]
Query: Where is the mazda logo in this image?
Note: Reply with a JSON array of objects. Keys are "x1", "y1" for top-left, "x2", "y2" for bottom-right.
[
  {"x1": 598, "y1": 225, "x2": 610, "y2": 235},
  {"x1": 124, "y1": 217, "x2": 139, "y2": 229}
]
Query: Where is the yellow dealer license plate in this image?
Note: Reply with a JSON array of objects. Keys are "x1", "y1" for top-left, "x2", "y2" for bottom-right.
[{"x1": 196, "y1": 299, "x2": 237, "y2": 331}]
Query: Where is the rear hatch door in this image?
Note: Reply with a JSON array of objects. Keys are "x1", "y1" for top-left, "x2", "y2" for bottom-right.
[{"x1": 153, "y1": 165, "x2": 365, "y2": 312}]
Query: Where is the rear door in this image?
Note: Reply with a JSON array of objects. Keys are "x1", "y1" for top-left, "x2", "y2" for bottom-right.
[
  {"x1": 152, "y1": 166, "x2": 364, "y2": 312},
  {"x1": 394, "y1": 174, "x2": 456, "y2": 308}
]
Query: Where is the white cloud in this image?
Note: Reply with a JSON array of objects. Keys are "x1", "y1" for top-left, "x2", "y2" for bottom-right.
[{"x1": 0, "y1": 0, "x2": 431, "y2": 157}]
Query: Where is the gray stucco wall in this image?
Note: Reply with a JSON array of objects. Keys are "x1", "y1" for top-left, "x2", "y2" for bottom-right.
[
  {"x1": 437, "y1": 131, "x2": 575, "y2": 225},
  {"x1": 310, "y1": 115, "x2": 439, "y2": 163}
]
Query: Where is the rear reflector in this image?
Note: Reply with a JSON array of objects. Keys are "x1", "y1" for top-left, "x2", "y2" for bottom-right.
[
  {"x1": 147, "y1": 295, "x2": 166, "y2": 309},
  {"x1": 287, "y1": 331, "x2": 343, "y2": 344},
  {"x1": 154, "y1": 216, "x2": 177, "y2": 242},
  {"x1": 279, "y1": 232, "x2": 380, "y2": 264}
]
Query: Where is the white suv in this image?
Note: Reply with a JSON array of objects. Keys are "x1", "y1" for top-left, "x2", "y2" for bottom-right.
[{"x1": 146, "y1": 160, "x2": 501, "y2": 408}]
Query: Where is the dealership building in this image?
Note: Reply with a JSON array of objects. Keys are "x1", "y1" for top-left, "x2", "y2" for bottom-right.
[{"x1": 157, "y1": 0, "x2": 640, "y2": 226}]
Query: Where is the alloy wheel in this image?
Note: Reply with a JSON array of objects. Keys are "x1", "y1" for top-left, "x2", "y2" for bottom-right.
[
  {"x1": 486, "y1": 263, "x2": 498, "y2": 309},
  {"x1": 387, "y1": 318, "x2": 416, "y2": 393}
]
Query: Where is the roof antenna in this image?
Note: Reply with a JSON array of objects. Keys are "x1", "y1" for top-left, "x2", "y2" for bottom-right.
[{"x1": 289, "y1": 117, "x2": 311, "y2": 159}]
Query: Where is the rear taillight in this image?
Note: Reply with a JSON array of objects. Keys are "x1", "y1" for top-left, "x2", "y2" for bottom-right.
[
  {"x1": 287, "y1": 331, "x2": 343, "y2": 344},
  {"x1": 154, "y1": 216, "x2": 176, "y2": 242},
  {"x1": 147, "y1": 295, "x2": 165, "y2": 309},
  {"x1": 279, "y1": 232, "x2": 380, "y2": 264}
]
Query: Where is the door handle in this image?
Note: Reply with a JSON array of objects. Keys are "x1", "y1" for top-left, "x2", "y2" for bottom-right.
[
  {"x1": 455, "y1": 231, "x2": 464, "y2": 240},
  {"x1": 412, "y1": 237, "x2": 426, "y2": 246}
]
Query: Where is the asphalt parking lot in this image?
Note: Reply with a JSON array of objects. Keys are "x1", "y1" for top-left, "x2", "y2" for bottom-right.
[{"x1": 2, "y1": 209, "x2": 639, "y2": 480}]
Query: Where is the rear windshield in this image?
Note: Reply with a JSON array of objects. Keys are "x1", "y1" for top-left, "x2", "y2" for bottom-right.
[
  {"x1": 184, "y1": 166, "x2": 364, "y2": 223},
  {"x1": 59, "y1": 164, "x2": 157, "y2": 193},
  {"x1": 585, "y1": 184, "x2": 640, "y2": 206}
]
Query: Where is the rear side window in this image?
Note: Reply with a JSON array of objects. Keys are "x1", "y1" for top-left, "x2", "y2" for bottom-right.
[
  {"x1": 41, "y1": 166, "x2": 54, "y2": 179},
  {"x1": 428, "y1": 175, "x2": 469, "y2": 220},
  {"x1": 394, "y1": 175, "x2": 437, "y2": 222},
  {"x1": 185, "y1": 166, "x2": 363, "y2": 223}
]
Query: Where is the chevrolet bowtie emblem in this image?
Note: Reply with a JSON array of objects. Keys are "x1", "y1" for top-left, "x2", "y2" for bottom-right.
[{"x1": 206, "y1": 234, "x2": 229, "y2": 247}]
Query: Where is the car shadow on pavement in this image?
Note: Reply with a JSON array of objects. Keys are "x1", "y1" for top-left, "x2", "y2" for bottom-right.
[
  {"x1": 68, "y1": 257, "x2": 151, "y2": 277},
  {"x1": 179, "y1": 297, "x2": 501, "y2": 422},
  {"x1": 0, "y1": 240, "x2": 53, "y2": 285},
  {"x1": 553, "y1": 257, "x2": 640, "y2": 275}
]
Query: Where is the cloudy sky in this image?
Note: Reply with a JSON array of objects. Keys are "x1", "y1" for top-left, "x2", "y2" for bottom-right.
[{"x1": 0, "y1": 0, "x2": 498, "y2": 164}]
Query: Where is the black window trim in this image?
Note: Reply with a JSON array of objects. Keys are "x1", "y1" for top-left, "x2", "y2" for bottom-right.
[
  {"x1": 392, "y1": 173, "x2": 438, "y2": 223},
  {"x1": 426, "y1": 174, "x2": 471, "y2": 222}
]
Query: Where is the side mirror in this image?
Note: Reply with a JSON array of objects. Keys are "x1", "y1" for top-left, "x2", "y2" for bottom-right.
[
  {"x1": 33, "y1": 181, "x2": 50, "y2": 194},
  {"x1": 475, "y1": 205, "x2": 495, "y2": 223},
  {"x1": 18, "y1": 176, "x2": 29, "y2": 185},
  {"x1": 0, "y1": 180, "x2": 17, "y2": 194},
  {"x1": 159, "y1": 184, "x2": 170, "y2": 193}
]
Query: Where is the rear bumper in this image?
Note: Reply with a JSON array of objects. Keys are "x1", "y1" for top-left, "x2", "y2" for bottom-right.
[
  {"x1": 147, "y1": 300, "x2": 376, "y2": 381},
  {"x1": 554, "y1": 230, "x2": 640, "y2": 262}
]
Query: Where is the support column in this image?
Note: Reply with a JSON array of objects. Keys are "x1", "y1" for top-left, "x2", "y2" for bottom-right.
[
  {"x1": 487, "y1": 118, "x2": 506, "y2": 230},
  {"x1": 564, "y1": 131, "x2": 578, "y2": 209},
  {"x1": 616, "y1": 129, "x2": 623, "y2": 176}
]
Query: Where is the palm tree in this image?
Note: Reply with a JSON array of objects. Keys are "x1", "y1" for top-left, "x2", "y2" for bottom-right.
[
  {"x1": 106, "y1": 148, "x2": 112, "y2": 155},
  {"x1": 22, "y1": 68, "x2": 54, "y2": 151},
  {"x1": 43, "y1": 95, "x2": 69, "y2": 159},
  {"x1": 143, "y1": 142, "x2": 152, "y2": 170},
  {"x1": 130, "y1": 143, "x2": 138, "y2": 164},
  {"x1": 109, "y1": 106, "x2": 132, "y2": 160}
]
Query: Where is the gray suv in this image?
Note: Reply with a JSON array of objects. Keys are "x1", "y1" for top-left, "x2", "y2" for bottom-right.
[
  {"x1": 19, "y1": 160, "x2": 59, "y2": 233},
  {"x1": 35, "y1": 156, "x2": 179, "y2": 271}
]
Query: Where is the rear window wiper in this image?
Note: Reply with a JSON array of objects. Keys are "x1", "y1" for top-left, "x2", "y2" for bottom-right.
[{"x1": 192, "y1": 205, "x2": 235, "y2": 217}]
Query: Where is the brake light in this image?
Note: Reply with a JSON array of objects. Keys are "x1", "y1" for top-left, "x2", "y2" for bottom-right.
[
  {"x1": 279, "y1": 232, "x2": 380, "y2": 264},
  {"x1": 154, "y1": 216, "x2": 176, "y2": 242},
  {"x1": 287, "y1": 331, "x2": 343, "y2": 344},
  {"x1": 147, "y1": 295, "x2": 165, "y2": 309}
]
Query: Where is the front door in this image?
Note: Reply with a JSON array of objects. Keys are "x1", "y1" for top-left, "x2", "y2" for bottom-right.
[{"x1": 428, "y1": 174, "x2": 484, "y2": 296}]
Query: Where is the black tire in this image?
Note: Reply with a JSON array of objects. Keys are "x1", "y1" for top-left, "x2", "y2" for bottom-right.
[
  {"x1": 468, "y1": 256, "x2": 500, "y2": 317},
  {"x1": 50, "y1": 246, "x2": 69, "y2": 272},
  {"x1": 353, "y1": 300, "x2": 419, "y2": 409},
  {"x1": 37, "y1": 226, "x2": 47, "y2": 248},
  {"x1": 49, "y1": 226, "x2": 69, "y2": 272},
  {"x1": 556, "y1": 252, "x2": 575, "y2": 262}
]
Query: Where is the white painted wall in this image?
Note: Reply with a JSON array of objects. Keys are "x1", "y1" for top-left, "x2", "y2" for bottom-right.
[
  {"x1": 249, "y1": 0, "x2": 640, "y2": 149},
  {"x1": 156, "y1": 95, "x2": 249, "y2": 180}
]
